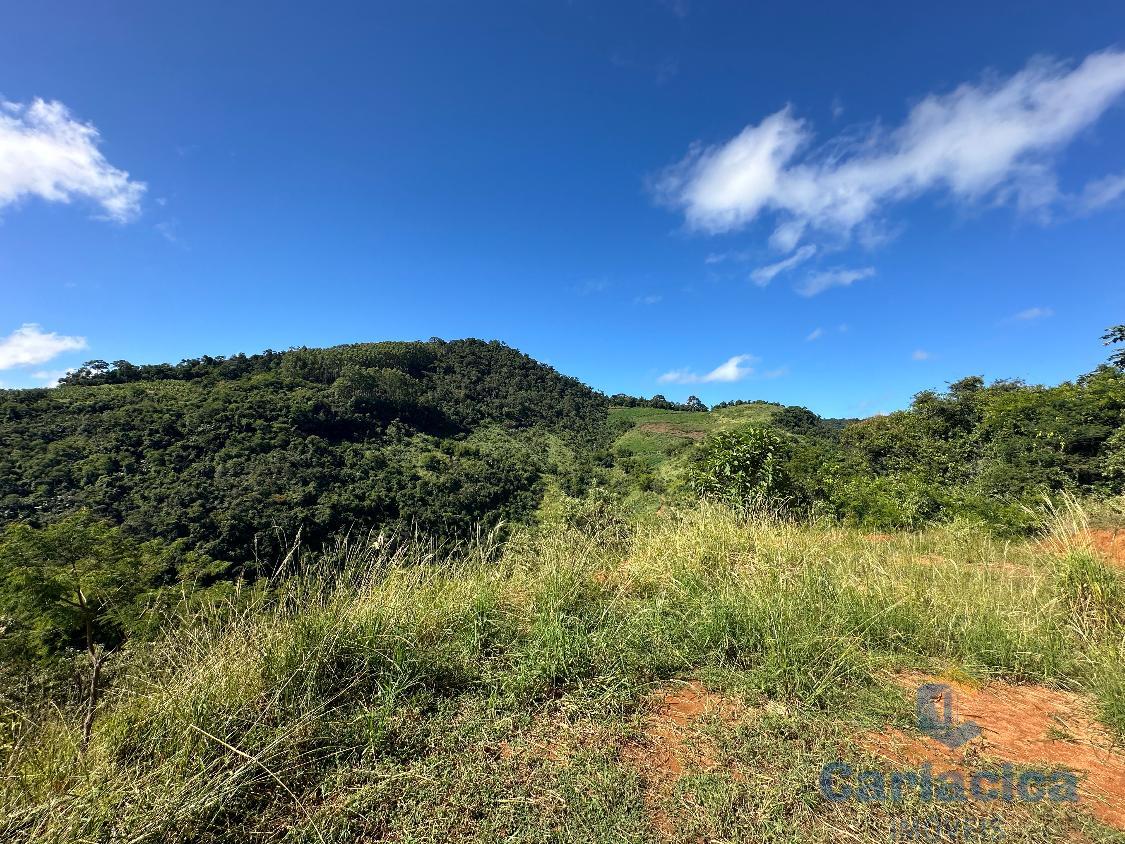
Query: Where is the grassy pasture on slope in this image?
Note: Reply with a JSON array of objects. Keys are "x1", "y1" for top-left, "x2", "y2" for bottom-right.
[
  {"x1": 611, "y1": 402, "x2": 780, "y2": 473},
  {"x1": 4, "y1": 500, "x2": 1124, "y2": 843}
]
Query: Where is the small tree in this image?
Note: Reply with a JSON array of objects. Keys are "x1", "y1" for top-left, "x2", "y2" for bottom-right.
[
  {"x1": 0, "y1": 514, "x2": 165, "y2": 745},
  {"x1": 1104, "y1": 325, "x2": 1125, "y2": 370},
  {"x1": 685, "y1": 395, "x2": 708, "y2": 413}
]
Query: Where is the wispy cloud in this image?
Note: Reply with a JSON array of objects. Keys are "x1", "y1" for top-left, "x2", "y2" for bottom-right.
[
  {"x1": 704, "y1": 249, "x2": 754, "y2": 265},
  {"x1": 0, "y1": 99, "x2": 145, "y2": 222},
  {"x1": 657, "y1": 0, "x2": 689, "y2": 18},
  {"x1": 659, "y1": 354, "x2": 757, "y2": 384},
  {"x1": 1009, "y1": 306, "x2": 1054, "y2": 322},
  {"x1": 0, "y1": 323, "x2": 87, "y2": 369},
  {"x1": 805, "y1": 327, "x2": 824, "y2": 342},
  {"x1": 573, "y1": 277, "x2": 610, "y2": 295},
  {"x1": 1078, "y1": 172, "x2": 1125, "y2": 212},
  {"x1": 912, "y1": 349, "x2": 932, "y2": 361},
  {"x1": 155, "y1": 219, "x2": 182, "y2": 245},
  {"x1": 750, "y1": 244, "x2": 816, "y2": 286},
  {"x1": 796, "y1": 266, "x2": 874, "y2": 297},
  {"x1": 635, "y1": 294, "x2": 663, "y2": 305},
  {"x1": 30, "y1": 368, "x2": 73, "y2": 387},
  {"x1": 655, "y1": 49, "x2": 1125, "y2": 261}
]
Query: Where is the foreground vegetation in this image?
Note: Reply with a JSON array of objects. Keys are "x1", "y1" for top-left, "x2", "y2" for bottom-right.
[{"x1": 3, "y1": 497, "x2": 1124, "y2": 842}]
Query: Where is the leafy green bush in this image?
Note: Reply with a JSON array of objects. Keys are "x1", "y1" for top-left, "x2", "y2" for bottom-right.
[{"x1": 689, "y1": 427, "x2": 797, "y2": 508}]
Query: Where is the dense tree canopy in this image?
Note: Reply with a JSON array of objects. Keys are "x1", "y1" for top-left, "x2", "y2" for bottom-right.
[{"x1": 1, "y1": 339, "x2": 611, "y2": 566}]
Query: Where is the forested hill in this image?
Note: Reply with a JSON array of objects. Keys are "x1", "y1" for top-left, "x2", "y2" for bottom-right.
[{"x1": 0, "y1": 339, "x2": 610, "y2": 566}]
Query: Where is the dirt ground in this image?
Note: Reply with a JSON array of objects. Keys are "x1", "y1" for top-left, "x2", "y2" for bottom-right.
[
  {"x1": 1089, "y1": 528, "x2": 1125, "y2": 568},
  {"x1": 619, "y1": 681, "x2": 744, "y2": 834},
  {"x1": 865, "y1": 673, "x2": 1125, "y2": 830}
]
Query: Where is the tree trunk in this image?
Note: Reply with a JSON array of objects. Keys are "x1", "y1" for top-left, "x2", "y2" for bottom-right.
[{"x1": 82, "y1": 645, "x2": 105, "y2": 749}]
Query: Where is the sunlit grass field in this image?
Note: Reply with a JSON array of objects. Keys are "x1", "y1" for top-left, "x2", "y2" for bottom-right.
[
  {"x1": 4, "y1": 499, "x2": 1124, "y2": 843},
  {"x1": 610, "y1": 403, "x2": 780, "y2": 472}
]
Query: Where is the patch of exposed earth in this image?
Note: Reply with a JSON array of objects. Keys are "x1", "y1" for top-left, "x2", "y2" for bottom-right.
[
  {"x1": 497, "y1": 681, "x2": 747, "y2": 837},
  {"x1": 1089, "y1": 529, "x2": 1125, "y2": 568},
  {"x1": 1041, "y1": 528, "x2": 1125, "y2": 570},
  {"x1": 619, "y1": 681, "x2": 745, "y2": 836},
  {"x1": 864, "y1": 672, "x2": 1125, "y2": 831}
]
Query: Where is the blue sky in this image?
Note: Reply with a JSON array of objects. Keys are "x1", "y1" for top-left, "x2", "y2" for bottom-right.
[{"x1": 1, "y1": 1, "x2": 1123, "y2": 417}]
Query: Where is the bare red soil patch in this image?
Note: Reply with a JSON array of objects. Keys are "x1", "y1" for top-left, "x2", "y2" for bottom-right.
[
  {"x1": 1041, "y1": 529, "x2": 1125, "y2": 570},
  {"x1": 623, "y1": 681, "x2": 739, "y2": 777},
  {"x1": 620, "y1": 681, "x2": 744, "y2": 835},
  {"x1": 1089, "y1": 529, "x2": 1125, "y2": 568},
  {"x1": 865, "y1": 673, "x2": 1125, "y2": 830}
]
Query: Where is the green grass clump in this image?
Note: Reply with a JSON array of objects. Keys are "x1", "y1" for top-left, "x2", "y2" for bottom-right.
[{"x1": 3, "y1": 502, "x2": 1124, "y2": 842}]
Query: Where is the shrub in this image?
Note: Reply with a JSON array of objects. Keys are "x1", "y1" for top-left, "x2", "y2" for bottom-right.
[{"x1": 689, "y1": 427, "x2": 797, "y2": 508}]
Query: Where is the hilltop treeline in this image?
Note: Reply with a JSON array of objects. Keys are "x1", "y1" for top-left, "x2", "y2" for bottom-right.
[
  {"x1": 824, "y1": 367, "x2": 1125, "y2": 527},
  {"x1": 609, "y1": 393, "x2": 708, "y2": 412},
  {"x1": 0, "y1": 339, "x2": 610, "y2": 566},
  {"x1": 714, "y1": 399, "x2": 854, "y2": 432},
  {"x1": 688, "y1": 333, "x2": 1125, "y2": 532}
]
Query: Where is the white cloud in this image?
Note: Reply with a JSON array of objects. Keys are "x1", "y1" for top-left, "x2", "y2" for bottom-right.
[
  {"x1": 655, "y1": 49, "x2": 1125, "y2": 247},
  {"x1": 659, "y1": 353, "x2": 757, "y2": 384},
  {"x1": 1010, "y1": 306, "x2": 1054, "y2": 321},
  {"x1": 912, "y1": 349, "x2": 931, "y2": 361},
  {"x1": 31, "y1": 369, "x2": 72, "y2": 387},
  {"x1": 806, "y1": 327, "x2": 824, "y2": 341},
  {"x1": 796, "y1": 266, "x2": 875, "y2": 297},
  {"x1": 0, "y1": 98, "x2": 144, "y2": 222},
  {"x1": 0, "y1": 323, "x2": 87, "y2": 369},
  {"x1": 704, "y1": 249, "x2": 754, "y2": 264},
  {"x1": 1078, "y1": 171, "x2": 1125, "y2": 211},
  {"x1": 750, "y1": 244, "x2": 817, "y2": 286},
  {"x1": 635, "y1": 294, "x2": 663, "y2": 305}
]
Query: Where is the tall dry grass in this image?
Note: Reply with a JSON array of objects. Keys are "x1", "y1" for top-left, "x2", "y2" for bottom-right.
[{"x1": 2, "y1": 498, "x2": 1122, "y2": 842}]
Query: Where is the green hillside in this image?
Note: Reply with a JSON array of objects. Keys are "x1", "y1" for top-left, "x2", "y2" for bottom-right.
[
  {"x1": 0, "y1": 339, "x2": 610, "y2": 567},
  {"x1": 6, "y1": 503, "x2": 1125, "y2": 843},
  {"x1": 611, "y1": 401, "x2": 781, "y2": 469}
]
